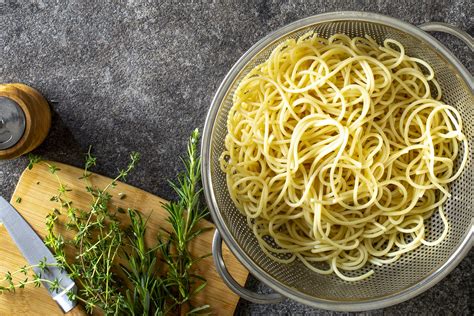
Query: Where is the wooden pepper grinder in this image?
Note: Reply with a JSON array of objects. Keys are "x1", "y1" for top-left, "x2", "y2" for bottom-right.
[{"x1": 0, "y1": 83, "x2": 51, "y2": 160}]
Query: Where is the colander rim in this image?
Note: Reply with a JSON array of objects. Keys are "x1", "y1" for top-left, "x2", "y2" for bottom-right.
[{"x1": 202, "y1": 11, "x2": 473, "y2": 311}]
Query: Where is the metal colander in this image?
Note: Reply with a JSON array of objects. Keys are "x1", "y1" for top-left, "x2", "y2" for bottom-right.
[{"x1": 202, "y1": 12, "x2": 473, "y2": 311}]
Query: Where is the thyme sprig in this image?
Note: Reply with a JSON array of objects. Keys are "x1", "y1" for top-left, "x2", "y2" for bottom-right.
[
  {"x1": 41, "y1": 152, "x2": 140, "y2": 314},
  {"x1": 0, "y1": 259, "x2": 60, "y2": 294}
]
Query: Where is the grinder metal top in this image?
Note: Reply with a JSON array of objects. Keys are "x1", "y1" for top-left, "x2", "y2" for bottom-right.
[{"x1": 0, "y1": 96, "x2": 26, "y2": 150}]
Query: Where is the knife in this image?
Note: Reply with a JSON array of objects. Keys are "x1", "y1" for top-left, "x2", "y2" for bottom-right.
[{"x1": 0, "y1": 196, "x2": 81, "y2": 314}]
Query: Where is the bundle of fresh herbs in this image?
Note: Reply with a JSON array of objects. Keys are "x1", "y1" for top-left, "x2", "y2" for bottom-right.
[{"x1": 0, "y1": 129, "x2": 210, "y2": 315}]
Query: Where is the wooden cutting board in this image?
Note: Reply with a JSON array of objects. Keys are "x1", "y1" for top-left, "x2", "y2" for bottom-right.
[{"x1": 0, "y1": 162, "x2": 248, "y2": 315}]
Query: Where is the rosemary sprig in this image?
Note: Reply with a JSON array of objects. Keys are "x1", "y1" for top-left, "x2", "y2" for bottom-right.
[
  {"x1": 121, "y1": 209, "x2": 165, "y2": 316},
  {"x1": 122, "y1": 129, "x2": 211, "y2": 315},
  {"x1": 160, "y1": 128, "x2": 211, "y2": 315}
]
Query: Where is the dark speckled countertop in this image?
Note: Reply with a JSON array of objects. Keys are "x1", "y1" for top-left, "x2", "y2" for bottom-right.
[{"x1": 1, "y1": 0, "x2": 472, "y2": 315}]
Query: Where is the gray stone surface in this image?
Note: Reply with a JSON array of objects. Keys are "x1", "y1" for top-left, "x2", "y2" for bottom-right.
[{"x1": 0, "y1": 0, "x2": 472, "y2": 315}]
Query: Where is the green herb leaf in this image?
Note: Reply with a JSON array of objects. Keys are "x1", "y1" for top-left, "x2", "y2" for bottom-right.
[
  {"x1": 27, "y1": 153, "x2": 42, "y2": 170},
  {"x1": 48, "y1": 164, "x2": 60, "y2": 174}
]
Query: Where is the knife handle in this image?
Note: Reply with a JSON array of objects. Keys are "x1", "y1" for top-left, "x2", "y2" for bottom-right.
[{"x1": 65, "y1": 304, "x2": 87, "y2": 316}]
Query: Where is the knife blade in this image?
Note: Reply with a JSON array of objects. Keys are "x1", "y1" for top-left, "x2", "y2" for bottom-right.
[{"x1": 0, "y1": 196, "x2": 77, "y2": 312}]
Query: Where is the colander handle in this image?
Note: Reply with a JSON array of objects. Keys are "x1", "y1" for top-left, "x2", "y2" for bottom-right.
[
  {"x1": 212, "y1": 230, "x2": 284, "y2": 304},
  {"x1": 418, "y1": 22, "x2": 474, "y2": 51}
]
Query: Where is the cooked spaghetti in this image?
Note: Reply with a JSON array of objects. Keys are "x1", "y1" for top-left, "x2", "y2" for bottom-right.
[{"x1": 220, "y1": 33, "x2": 468, "y2": 281}]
